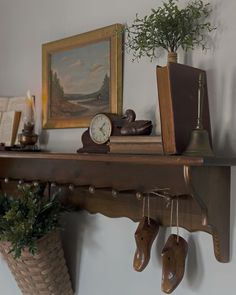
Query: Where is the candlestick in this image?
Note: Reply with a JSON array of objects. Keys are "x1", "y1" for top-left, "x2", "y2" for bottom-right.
[{"x1": 25, "y1": 90, "x2": 35, "y2": 124}]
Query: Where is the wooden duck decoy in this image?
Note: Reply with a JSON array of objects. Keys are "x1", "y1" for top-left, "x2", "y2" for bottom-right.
[
  {"x1": 121, "y1": 109, "x2": 153, "y2": 136},
  {"x1": 133, "y1": 217, "x2": 160, "y2": 272},
  {"x1": 161, "y1": 234, "x2": 188, "y2": 294}
]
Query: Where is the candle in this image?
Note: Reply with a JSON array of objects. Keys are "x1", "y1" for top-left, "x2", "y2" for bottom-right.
[{"x1": 25, "y1": 90, "x2": 35, "y2": 124}]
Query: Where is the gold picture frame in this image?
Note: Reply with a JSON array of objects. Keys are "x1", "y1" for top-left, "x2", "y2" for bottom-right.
[{"x1": 42, "y1": 24, "x2": 123, "y2": 129}]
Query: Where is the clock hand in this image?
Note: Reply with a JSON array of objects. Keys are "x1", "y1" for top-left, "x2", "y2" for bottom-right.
[
  {"x1": 100, "y1": 122, "x2": 106, "y2": 132},
  {"x1": 99, "y1": 126, "x2": 105, "y2": 136}
]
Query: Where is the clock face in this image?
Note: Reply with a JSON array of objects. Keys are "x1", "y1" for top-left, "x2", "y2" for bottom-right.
[{"x1": 89, "y1": 114, "x2": 112, "y2": 144}]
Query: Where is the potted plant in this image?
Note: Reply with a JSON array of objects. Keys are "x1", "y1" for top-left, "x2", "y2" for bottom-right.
[
  {"x1": 0, "y1": 183, "x2": 73, "y2": 295},
  {"x1": 125, "y1": 0, "x2": 215, "y2": 63}
]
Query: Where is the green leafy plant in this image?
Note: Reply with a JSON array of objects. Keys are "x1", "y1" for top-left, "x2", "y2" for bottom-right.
[
  {"x1": 0, "y1": 184, "x2": 64, "y2": 258},
  {"x1": 125, "y1": 0, "x2": 215, "y2": 61}
]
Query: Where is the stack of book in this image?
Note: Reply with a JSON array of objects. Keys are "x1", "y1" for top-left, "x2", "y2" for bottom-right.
[{"x1": 109, "y1": 136, "x2": 163, "y2": 154}]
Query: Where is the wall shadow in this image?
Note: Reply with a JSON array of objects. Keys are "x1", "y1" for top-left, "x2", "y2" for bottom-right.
[
  {"x1": 154, "y1": 226, "x2": 169, "y2": 267},
  {"x1": 186, "y1": 235, "x2": 204, "y2": 290},
  {"x1": 38, "y1": 129, "x2": 49, "y2": 150},
  {"x1": 61, "y1": 211, "x2": 98, "y2": 294}
]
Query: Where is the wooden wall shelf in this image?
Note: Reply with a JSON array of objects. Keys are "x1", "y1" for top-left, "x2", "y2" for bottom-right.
[{"x1": 0, "y1": 151, "x2": 233, "y2": 263}]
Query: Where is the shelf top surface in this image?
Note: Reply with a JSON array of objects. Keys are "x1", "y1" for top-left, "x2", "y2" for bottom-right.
[{"x1": 0, "y1": 151, "x2": 234, "y2": 166}]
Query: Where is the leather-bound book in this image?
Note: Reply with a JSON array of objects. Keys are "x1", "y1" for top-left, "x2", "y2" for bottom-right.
[{"x1": 156, "y1": 63, "x2": 212, "y2": 155}]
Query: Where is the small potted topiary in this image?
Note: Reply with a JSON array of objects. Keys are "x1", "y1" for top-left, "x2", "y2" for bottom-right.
[
  {"x1": 0, "y1": 183, "x2": 73, "y2": 295},
  {"x1": 125, "y1": 0, "x2": 215, "y2": 63}
]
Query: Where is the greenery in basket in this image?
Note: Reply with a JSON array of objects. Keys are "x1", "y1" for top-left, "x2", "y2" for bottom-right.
[
  {"x1": 125, "y1": 0, "x2": 216, "y2": 61},
  {"x1": 0, "y1": 183, "x2": 65, "y2": 258}
]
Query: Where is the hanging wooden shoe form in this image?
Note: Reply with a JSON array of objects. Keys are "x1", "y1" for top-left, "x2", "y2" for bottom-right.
[
  {"x1": 133, "y1": 196, "x2": 160, "y2": 272},
  {"x1": 161, "y1": 198, "x2": 188, "y2": 294}
]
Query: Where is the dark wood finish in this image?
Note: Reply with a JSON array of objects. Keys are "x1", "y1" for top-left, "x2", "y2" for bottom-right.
[
  {"x1": 78, "y1": 110, "x2": 152, "y2": 153},
  {"x1": 109, "y1": 136, "x2": 163, "y2": 154},
  {"x1": 161, "y1": 234, "x2": 188, "y2": 294},
  {"x1": 0, "y1": 151, "x2": 232, "y2": 262},
  {"x1": 120, "y1": 109, "x2": 152, "y2": 135},
  {"x1": 157, "y1": 63, "x2": 212, "y2": 155},
  {"x1": 77, "y1": 129, "x2": 110, "y2": 153},
  {"x1": 77, "y1": 113, "x2": 125, "y2": 153},
  {"x1": 0, "y1": 151, "x2": 235, "y2": 165},
  {"x1": 109, "y1": 142, "x2": 163, "y2": 154},
  {"x1": 133, "y1": 217, "x2": 159, "y2": 272}
]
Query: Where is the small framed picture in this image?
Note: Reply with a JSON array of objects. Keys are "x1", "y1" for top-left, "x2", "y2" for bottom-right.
[{"x1": 42, "y1": 24, "x2": 123, "y2": 129}]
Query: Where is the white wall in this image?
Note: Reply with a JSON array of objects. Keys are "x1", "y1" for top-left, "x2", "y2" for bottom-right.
[{"x1": 0, "y1": 0, "x2": 236, "y2": 294}]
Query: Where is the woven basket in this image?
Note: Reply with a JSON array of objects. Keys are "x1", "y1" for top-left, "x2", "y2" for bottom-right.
[{"x1": 0, "y1": 231, "x2": 73, "y2": 295}]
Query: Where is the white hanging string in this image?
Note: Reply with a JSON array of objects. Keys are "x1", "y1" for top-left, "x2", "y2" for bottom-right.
[
  {"x1": 147, "y1": 194, "x2": 150, "y2": 225},
  {"x1": 142, "y1": 195, "x2": 151, "y2": 225},
  {"x1": 170, "y1": 199, "x2": 174, "y2": 228},
  {"x1": 176, "y1": 197, "x2": 179, "y2": 244},
  {"x1": 142, "y1": 196, "x2": 146, "y2": 218}
]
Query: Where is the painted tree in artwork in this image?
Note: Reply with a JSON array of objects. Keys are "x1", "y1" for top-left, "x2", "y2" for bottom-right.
[
  {"x1": 98, "y1": 74, "x2": 110, "y2": 101},
  {"x1": 50, "y1": 71, "x2": 64, "y2": 101}
]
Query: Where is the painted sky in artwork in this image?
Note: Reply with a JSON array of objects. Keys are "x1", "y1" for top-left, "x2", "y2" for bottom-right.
[{"x1": 51, "y1": 40, "x2": 110, "y2": 94}]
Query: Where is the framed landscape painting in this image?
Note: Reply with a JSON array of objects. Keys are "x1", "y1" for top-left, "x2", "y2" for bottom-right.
[{"x1": 42, "y1": 24, "x2": 123, "y2": 128}]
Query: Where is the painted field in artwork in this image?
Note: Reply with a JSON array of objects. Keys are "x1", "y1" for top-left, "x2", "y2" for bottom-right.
[{"x1": 50, "y1": 40, "x2": 110, "y2": 119}]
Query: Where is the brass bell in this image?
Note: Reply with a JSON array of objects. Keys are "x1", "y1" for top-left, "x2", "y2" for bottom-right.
[
  {"x1": 183, "y1": 128, "x2": 213, "y2": 156},
  {"x1": 183, "y1": 73, "x2": 213, "y2": 157}
]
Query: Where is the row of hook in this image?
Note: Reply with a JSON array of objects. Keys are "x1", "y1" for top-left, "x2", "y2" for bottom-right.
[{"x1": 1, "y1": 177, "x2": 188, "y2": 205}]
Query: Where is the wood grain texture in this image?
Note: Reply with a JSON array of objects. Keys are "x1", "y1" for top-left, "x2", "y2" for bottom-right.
[
  {"x1": 161, "y1": 234, "x2": 188, "y2": 294},
  {"x1": 133, "y1": 217, "x2": 160, "y2": 272},
  {"x1": 0, "y1": 152, "x2": 232, "y2": 262},
  {"x1": 0, "y1": 151, "x2": 235, "y2": 165}
]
